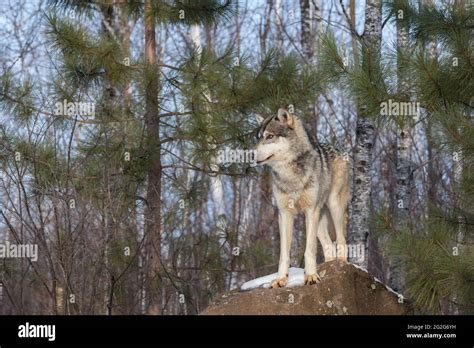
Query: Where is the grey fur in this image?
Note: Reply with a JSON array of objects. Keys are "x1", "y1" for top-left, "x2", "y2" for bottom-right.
[{"x1": 255, "y1": 108, "x2": 350, "y2": 288}]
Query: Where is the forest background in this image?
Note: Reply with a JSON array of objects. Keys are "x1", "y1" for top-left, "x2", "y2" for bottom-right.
[{"x1": 0, "y1": 0, "x2": 472, "y2": 315}]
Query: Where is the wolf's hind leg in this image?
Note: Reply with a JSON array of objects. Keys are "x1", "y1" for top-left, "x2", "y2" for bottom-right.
[
  {"x1": 317, "y1": 207, "x2": 335, "y2": 261},
  {"x1": 328, "y1": 158, "x2": 350, "y2": 262},
  {"x1": 327, "y1": 194, "x2": 348, "y2": 261}
]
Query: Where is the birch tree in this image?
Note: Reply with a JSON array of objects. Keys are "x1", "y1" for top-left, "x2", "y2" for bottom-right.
[
  {"x1": 300, "y1": 0, "x2": 315, "y2": 62},
  {"x1": 394, "y1": 6, "x2": 411, "y2": 231},
  {"x1": 348, "y1": 0, "x2": 382, "y2": 268},
  {"x1": 390, "y1": 1, "x2": 411, "y2": 292}
]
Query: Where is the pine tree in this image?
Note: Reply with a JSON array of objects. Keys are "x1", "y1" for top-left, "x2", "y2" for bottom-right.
[
  {"x1": 1, "y1": 0, "x2": 237, "y2": 314},
  {"x1": 388, "y1": 0, "x2": 474, "y2": 314},
  {"x1": 321, "y1": 0, "x2": 472, "y2": 313},
  {"x1": 1, "y1": 0, "x2": 330, "y2": 314}
]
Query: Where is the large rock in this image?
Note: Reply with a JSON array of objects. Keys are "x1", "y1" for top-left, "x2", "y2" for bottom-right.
[{"x1": 201, "y1": 260, "x2": 412, "y2": 315}]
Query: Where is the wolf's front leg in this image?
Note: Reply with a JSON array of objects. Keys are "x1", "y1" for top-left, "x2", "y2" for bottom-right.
[
  {"x1": 270, "y1": 210, "x2": 294, "y2": 288},
  {"x1": 304, "y1": 206, "x2": 322, "y2": 285}
]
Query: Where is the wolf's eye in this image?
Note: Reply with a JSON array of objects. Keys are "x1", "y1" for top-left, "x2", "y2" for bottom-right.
[{"x1": 266, "y1": 134, "x2": 274, "y2": 140}]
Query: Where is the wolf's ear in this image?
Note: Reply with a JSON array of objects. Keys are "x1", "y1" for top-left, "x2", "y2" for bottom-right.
[
  {"x1": 255, "y1": 113, "x2": 265, "y2": 125},
  {"x1": 276, "y1": 108, "x2": 294, "y2": 129}
]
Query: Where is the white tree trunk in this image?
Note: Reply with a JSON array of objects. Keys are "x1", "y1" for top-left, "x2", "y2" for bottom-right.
[
  {"x1": 394, "y1": 23, "x2": 411, "y2": 227},
  {"x1": 300, "y1": 0, "x2": 314, "y2": 62},
  {"x1": 394, "y1": 129, "x2": 411, "y2": 225},
  {"x1": 387, "y1": 16, "x2": 412, "y2": 293},
  {"x1": 349, "y1": 118, "x2": 375, "y2": 269},
  {"x1": 348, "y1": 0, "x2": 381, "y2": 268}
]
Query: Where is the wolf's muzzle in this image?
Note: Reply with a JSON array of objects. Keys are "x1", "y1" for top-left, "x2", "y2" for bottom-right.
[{"x1": 257, "y1": 154, "x2": 274, "y2": 164}]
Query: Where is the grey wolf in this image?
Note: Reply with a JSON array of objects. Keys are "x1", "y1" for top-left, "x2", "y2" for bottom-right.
[{"x1": 255, "y1": 108, "x2": 350, "y2": 288}]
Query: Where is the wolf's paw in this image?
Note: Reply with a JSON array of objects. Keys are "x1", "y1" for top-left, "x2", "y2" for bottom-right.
[
  {"x1": 270, "y1": 277, "x2": 288, "y2": 288},
  {"x1": 304, "y1": 273, "x2": 320, "y2": 285}
]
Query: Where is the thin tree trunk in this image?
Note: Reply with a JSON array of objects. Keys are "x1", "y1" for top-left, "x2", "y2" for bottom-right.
[
  {"x1": 205, "y1": 23, "x2": 215, "y2": 48},
  {"x1": 300, "y1": 0, "x2": 314, "y2": 62},
  {"x1": 426, "y1": 122, "x2": 441, "y2": 205},
  {"x1": 387, "y1": 12, "x2": 411, "y2": 293},
  {"x1": 394, "y1": 131, "x2": 411, "y2": 215},
  {"x1": 300, "y1": 0, "x2": 318, "y2": 130},
  {"x1": 259, "y1": 0, "x2": 272, "y2": 55},
  {"x1": 394, "y1": 22, "x2": 411, "y2": 228},
  {"x1": 99, "y1": 1, "x2": 118, "y2": 315},
  {"x1": 348, "y1": 0, "x2": 381, "y2": 269},
  {"x1": 117, "y1": 0, "x2": 131, "y2": 108},
  {"x1": 350, "y1": 0, "x2": 359, "y2": 66},
  {"x1": 275, "y1": 0, "x2": 283, "y2": 51},
  {"x1": 144, "y1": 0, "x2": 162, "y2": 315}
]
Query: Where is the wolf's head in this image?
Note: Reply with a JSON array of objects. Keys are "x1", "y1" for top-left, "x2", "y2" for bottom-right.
[{"x1": 255, "y1": 108, "x2": 307, "y2": 166}]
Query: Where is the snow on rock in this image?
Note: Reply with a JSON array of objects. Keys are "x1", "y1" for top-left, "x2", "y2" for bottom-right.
[
  {"x1": 241, "y1": 267, "x2": 305, "y2": 291},
  {"x1": 241, "y1": 263, "x2": 405, "y2": 300}
]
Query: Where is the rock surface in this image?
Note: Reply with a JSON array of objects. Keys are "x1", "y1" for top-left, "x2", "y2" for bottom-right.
[{"x1": 201, "y1": 260, "x2": 412, "y2": 315}]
